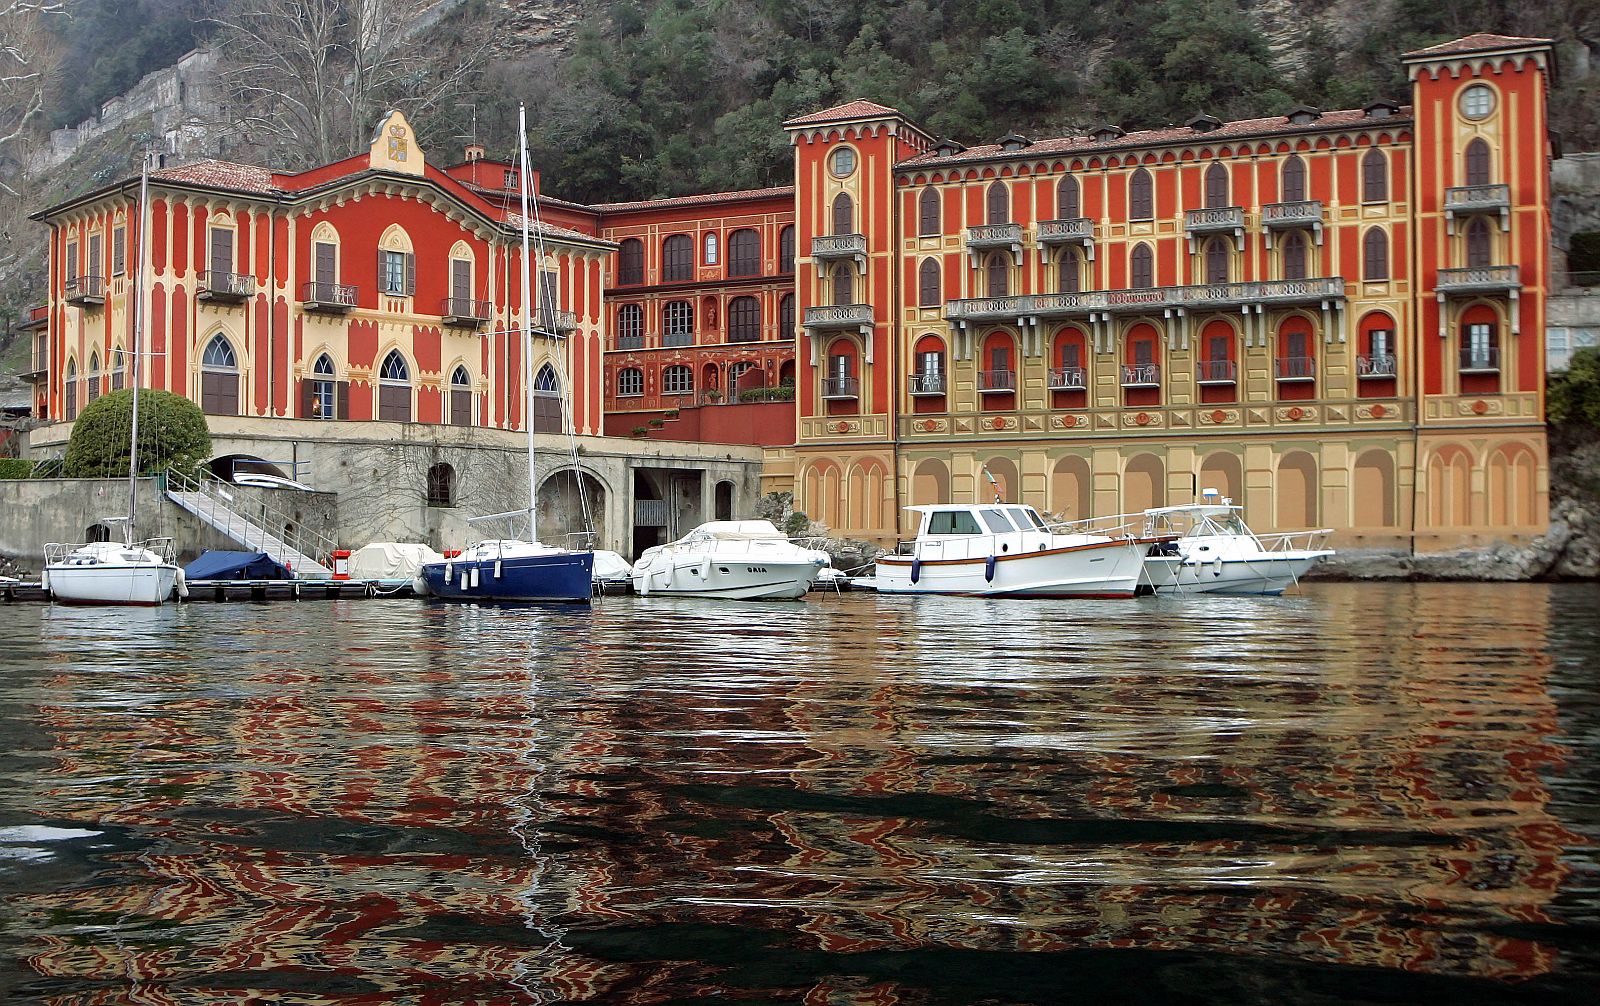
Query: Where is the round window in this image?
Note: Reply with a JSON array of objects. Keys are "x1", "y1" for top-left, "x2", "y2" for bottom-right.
[
  {"x1": 830, "y1": 147, "x2": 857, "y2": 178},
  {"x1": 1460, "y1": 84, "x2": 1495, "y2": 121}
]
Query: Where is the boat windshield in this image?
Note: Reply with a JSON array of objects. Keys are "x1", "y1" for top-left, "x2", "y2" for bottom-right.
[
  {"x1": 978, "y1": 508, "x2": 1017, "y2": 533},
  {"x1": 1193, "y1": 512, "x2": 1251, "y2": 536},
  {"x1": 926, "y1": 510, "x2": 982, "y2": 535},
  {"x1": 1009, "y1": 506, "x2": 1048, "y2": 530}
]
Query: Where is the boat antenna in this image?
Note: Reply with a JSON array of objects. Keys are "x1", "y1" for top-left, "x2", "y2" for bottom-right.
[
  {"x1": 982, "y1": 465, "x2": 1004, "y2": 504},
  {"x1": 126, "y1": 149, "x2": 153, "y2": 546},
  {"x1": 517, "y1": 104, "x2": 538, "y2": 543}
]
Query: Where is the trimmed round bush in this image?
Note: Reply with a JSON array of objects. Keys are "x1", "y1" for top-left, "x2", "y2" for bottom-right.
[{"x1": 64, "y1": 389, "x2": 212, "y2": 478}]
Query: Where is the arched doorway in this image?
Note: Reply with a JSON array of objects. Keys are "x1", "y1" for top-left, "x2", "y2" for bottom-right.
[
  {"x1": 910, "y1": 458, "x2": 950, "y2": 506},
  {"x1": 1276, "y1": 451, "x2": 1319, "y2": 529},
  {"x1": 1198, "y1": 451, "x2": 1242, "y2": 505},
  {"x1": 538, "y1": 469, "x2": 607, "y2": 548},
  {"x1": 1123, "y1": 453, "x2": 1164, "y2": 513},
  {"x1": 715, "y1": 480, "x2": 734, "y2": 521},
  {"x1": 1050, "y1": 456, "x2": 1092, "y2": 524}
]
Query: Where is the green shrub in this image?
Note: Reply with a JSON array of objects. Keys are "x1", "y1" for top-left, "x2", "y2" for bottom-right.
[
  {"x1": 0, "y1": 459, "x2": 34, "y2": 480},
  {"x1": 631, "y1": 426, "x2": 649, "y2": 437},
  {"x1": 664, "y1": 409, "x2": 679, "y2": 419},
  {"x1": 648, "y1": 418, "x2": 665, "y2": 428},
  {"x1": 738, "y1": 386, "x2": 796, "y2": 403},
  {"x1": 1549, "y1": 346, "x2": 1600, "y2": 429},
  {"x1": 64, "y1": 389, "x2": 212, "y2": 478}
]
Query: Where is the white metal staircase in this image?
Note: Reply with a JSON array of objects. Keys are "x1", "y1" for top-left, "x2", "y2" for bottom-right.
[{"x1": 164, "y1": 469, "x2": 336, "y2": 579}]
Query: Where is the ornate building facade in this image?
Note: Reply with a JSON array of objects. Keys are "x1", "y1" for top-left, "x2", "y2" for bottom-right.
[{"x1": 786, "y1": 33, "x2": 1554, "y2": 550}]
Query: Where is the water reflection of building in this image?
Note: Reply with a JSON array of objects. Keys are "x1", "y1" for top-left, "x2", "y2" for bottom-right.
[{"x1": 7, "y1": 590, "x2": 1589, "y2": 1002}]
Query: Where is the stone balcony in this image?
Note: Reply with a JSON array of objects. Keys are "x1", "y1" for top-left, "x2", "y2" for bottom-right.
[
  {"x1": 810, "y1": 233, "x2": 868, "y2": 276},
  {"x1": 1443, "y1": 184, "x2": 1510, "y2": 233},
  {"x1": 1260, "y1": 200, "x2": 1324, "y2": 246},
  {"x1": 803, "y1": 303, "x2": 874, "y2": 333},
  {"x1": 1036, "y1": 218, "x2": 1095, "y2": 261},
  {"x1": 536, "y1": 307, "x2": 579, "y2": 334},
  {"x1": 966, "y1": 222, "x2": 1025, "y2": 265},
  {"x1": 1436, "y1": 265, "x2": 1520, "y2": 296},
  {"x1": 945, "y1": 277, "x2": 1346, "y2": 326},
  {"x1": 1184, "y1": 206, "x2": 1246, "y2": 250}
]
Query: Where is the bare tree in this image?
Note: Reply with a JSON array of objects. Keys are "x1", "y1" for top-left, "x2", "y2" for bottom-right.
[
  {"x1": 207, "y1": 0, "x2": 489, "y2": 168},
  {"x1": 0, "y1": 1, "x2": 63, "y2": 189}
]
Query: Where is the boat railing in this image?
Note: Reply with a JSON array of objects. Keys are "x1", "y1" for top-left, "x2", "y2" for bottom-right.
[
  {"x1": 1254, "y1": 527, "x2": 1335, "y2": 552},
  {"x1": 565, "y1": 530, "x2": 598, "y2": 550},
  {"x1": 44, "y1": 537, "x2": 175, "y2": 565},
  {"x1": 1044, "y1": 511, "x2": 1150, "y2": 539}
]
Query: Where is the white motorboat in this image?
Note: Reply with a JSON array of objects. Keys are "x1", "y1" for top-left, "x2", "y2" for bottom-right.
[
  {"x1": 874, "y1": 503, "x2": 1169, "y2": 598},
  {"x1": 632, "y1": 521, "x2": 828, "y2": 600},
  {"x1": 1140, "y1": 492, "x2": 1334, "y2": 595},
  {"x1": 44, "y1": 539, "x2": 182, "y2": 606}
]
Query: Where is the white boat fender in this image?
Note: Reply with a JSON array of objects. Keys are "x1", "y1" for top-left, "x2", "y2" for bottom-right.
[
  {"x1": 174, "y1": 568, "x2": 188, "y2": 599},
  {"x1": 470, "y1": 566, "x2": 480, "y2": 589},
  {"x1": 698, "y1": 557, "x2": 711, "y2": 579},
  {"x1": 1213, "y1": 556, "x2": 1223, "y2": 577},
  {"x1": 984, "y1": 553, "x2": 997, "y2": 583},
  {"x1": 910, "y1": 559, "x2": 921, "y2": 584},
  {"x1": 445, "y1": 562, "x2": 454, "y2": 582},
  {"x1": 413, "y1": 574, "x2": 431, "y2": 597},
  {"x1": 494, "y1": 559, "x2": 502, "y2": 579},
  {"x1": 663, "y1": 564, "x2": 675, "y2": 589},
  {"x1": 40, "y1": 568, "x2": 48, "y2": 592}
]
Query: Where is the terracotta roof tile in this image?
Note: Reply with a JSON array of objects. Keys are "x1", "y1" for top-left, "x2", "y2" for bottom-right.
[
  {"x1": 151, "y1": 160, "x2": 277, "y2": 194},
  {"x1": 1401, "y1": 33, "x2": 1552, "y2": 58},
  {"x1": 897, "y1": 107, "x2": 1410, "y2": 169},
  {"x1": 593, "y1": 185, "x2": 795, "y2": 213},
  {"x1": 784, "y1": 99, "x2": 902, "y2": 127},
  {"x1": 503, "y1": 213, "x2": 604, "y2": 242}
]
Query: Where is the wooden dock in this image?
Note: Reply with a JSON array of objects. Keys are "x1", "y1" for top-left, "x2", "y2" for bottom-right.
[{"x1": 0, "y1": 579, "x2": 416, "y2": 604}]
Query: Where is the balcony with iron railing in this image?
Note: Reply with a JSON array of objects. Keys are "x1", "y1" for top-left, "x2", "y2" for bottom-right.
[
  {"x1": 1436, "y1": 265, "x2": 1520, "y2": 295},
  {"x1": 441, "y1": 297, "x2": 491, "y2": 326},
  {"x1": 821, "y1": 376, "x2": 859, "y2": 400},
  {"x1": 1196, "y1": 359, "x2": 1237, "y2": 385},
  {"x1": 197, "y1": 270, "x2": 256, "y2": 304},
  {"x1": 804, "y1": 304, "x2": 874, "y2": 331},
  {"x1": 300, "y1": 281, "x2": 358, "y2": 312},
  {"x1": 1357, "y1": 354, "x2": 1397, "y2": 378},
  {"x1": 908, "y1": 373, "x2": 947, "y2": 396},
  {"x1": 1261, "y1": 200, "x2": 1324, "y2": 230},
  {"x1": 65, "y1": 275, "x2": 105, "y2": 307},
  {"x1": 1184, "y1": 206, "x2": 1246, "y2": 237},
  {"x1": 19, "y1": 339, "x2": 49, "y2": 381},
  {"x1": 966, "y1": 223, "x2": 1025, "y2": 250},
  {"x1": 1460, "y1": 347, "x2": 1500, "y2": 373},
  {"x1": 977, "y1": 369, "x2": 1016, "y2": 393},
  {"x1": 1274, "y1": 356, "x2": 1317, "y2": 382},
  {"x1": 1036, "y1": 218, "x2": 1094, "y2": 246},
  {"x1": 1047, "y1": 366, "x2": 1087, "y2": 391},
  {"x1": 1121, "y1": 364, "x2": 1161, "y2": 387}
]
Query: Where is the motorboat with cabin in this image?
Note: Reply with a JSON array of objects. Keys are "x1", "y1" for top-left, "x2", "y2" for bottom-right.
[
  {"x1": 631, "y1": 521, "x2": 829, "y2": 600},
  {"x1": 1139, "y1": 491, "x2": 1334, "y2": 595},
  {"x1": 873, "y1": 503, "x2": 1170, "y2": 598}
]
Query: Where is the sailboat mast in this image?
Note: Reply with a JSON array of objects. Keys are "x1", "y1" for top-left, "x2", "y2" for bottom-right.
[
  {"x1": 126, "y1": 152, "x2": 151, "y2": 545},
  {"x1": 517, "y1": 104, "x2": 537, "y2": 544}
]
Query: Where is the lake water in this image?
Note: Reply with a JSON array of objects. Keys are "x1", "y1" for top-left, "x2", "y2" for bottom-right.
[{"x1": 0, "y1": 583, "x2": 1597, "y2": 1004}]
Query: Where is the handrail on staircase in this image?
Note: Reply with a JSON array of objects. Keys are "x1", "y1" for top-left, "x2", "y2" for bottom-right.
[{"x1": 165, "y1": 467, "x2": 338, "y2": 573}]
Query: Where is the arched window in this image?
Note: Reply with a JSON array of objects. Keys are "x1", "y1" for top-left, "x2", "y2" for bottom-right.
[
  {"x1": 617, "y1": 367, "x2": 644, "y2": 397},
  {"x1": 832, "y1": 265, "x2": 853, "y2": 306},
  {"x1": 110, "y1": 347, "x2": 125, "y2": 391},
  {"x1": 779, "y1": 226, "x2": 796, "y2": 273},
  {"x1": 1464, "y1": 138, "x2": 1491, "y2": 187},
  {"x1": 449, "y1": 364, "x2": 472, "y2": 426},
  {"x1": 617, "y1": 303, "x2": 643, "y2": 348},
  {"x1": 986, "y1": 181, "x2": 1009, "y2": 225},
  {"x1": 1282, "y1": 154, "x2": 1306, "y2": 203},
  {"x1": 377, "y1": 225, "x2": 415, "y2": 296},
  {"x1": 832, "y1": 192, "x2": 854, "y2": 235},
  {"x1": 663, "y1": 234, "x2": 692, "y2": 281},
  {"x1": 986, "y1": 253, "x2": 1008, "y2": 297},
  {"x1": 1282, "y1": 229, "x2": 1308, "y2": 281},
  {"x1": 532, "y1": 362, "x2": 561, "y2": 432},
  {"x1": 86, "y1": 352, "x2": 100, "y2": 403},
  {"x1": 1130, "y1": 243, "x2": 1154, "y2": 289},
  {"x1": 65, "y1": 359, "x2": 78, "y2": 420},
  {"x1": 728, "y1": 229, "x2": 759, "y2": 277},
  {"x1": 779, "y1": 294, "x2": 795, "y2": 338},
  {"x1": 918, "y1": 258, "x2": 941, "y2": 307},
  {"x1": 618, "y1": 238, "x2": 644, "y2": 285},
  {"x1": 703, "y1": 231, "x2": 718, "y2": 266},
  {"x1": 728, "y1": 296, "x2": 760, "y2": 342},
  {"x1": 1362, "y1": 148, "x2": 1388, "y2": 203},
  {"x1": 664, "y1": 300, "x2": 694, "y2": 344},
  {"x1": 200, "y1": 334, "x2": 240, "y2": 415},
  {"x1": 1129, "y1": 167, "x2": 1154, "y2": 220},
  {"x1": 1058, "y1": 249, "x2": 1081, "y2": 293},
  {"x1": 1362, "y1": 227, "x2": 1389, "y2": 280},
  {"x1": 1204, "y1": 162, "x2": 1229, "y2": 208},
  {"x1": 662, "y1": 364, "x2": 694, "y2": 395},
  {"x1": 377, "y1": 349, "x2": 411, "y2": 422},
  {"x1": 1058, "y1": 175, "x2": 1080, "y2": 219},
  {"x1": 1204, "y1": 239, "x2": 1229, "y2": 284},
  {"x1": 308, "y1": 353, "x2": 337, "y2": 419},
  {"x1": 919, "y1": 187, "x2": 940, "y2": 235},
  {"x1": 1465, "y1": 217, "x2": 1492, "y2": 268},
  {"x1": 426, "y1": 463, "x2": 455, "y2": 507}
]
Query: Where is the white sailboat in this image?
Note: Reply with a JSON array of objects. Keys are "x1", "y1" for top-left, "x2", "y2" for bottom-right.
[
  {"x1": 45, "y1": 153, "x2": 183, "y2": 607},
  {"x1": 417, "y1": 104, "x2": 594, "y2": 603}
]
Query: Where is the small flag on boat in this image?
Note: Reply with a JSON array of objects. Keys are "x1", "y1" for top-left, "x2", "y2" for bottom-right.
[{"x1": 982, "y1": 465, "x2": 1003, "y2": 504}]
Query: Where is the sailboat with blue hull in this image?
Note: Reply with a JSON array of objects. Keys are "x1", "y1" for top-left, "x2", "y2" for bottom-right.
[{"x1": 417, "y1": 106, "x2": 594, "y2": 604}]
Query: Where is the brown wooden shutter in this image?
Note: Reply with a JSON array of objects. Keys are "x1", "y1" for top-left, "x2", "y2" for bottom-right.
[
  {"x1": 336, "y1": 381, "x2": 350, "y2": 420},
  {"x1": 67, "y1": 244, "x2": 79, "y2": 281},
  {"x1": 406, "y1": 252, "x2": 416, "y2": 295},
  {"x1": 300, "y1": 378, "x2": 314, "y2": 418},
  {"x1": 316, "y1": 242, "x2": 335, "y2": 285},
  {"x1": 452, "y1": 259, "x2": 470, "y2": 300},
  {"x1": 88, "y1": 234, "x2": 102, "y2": 278},
  {"x1": 211, "y1": 229, "x2": 232, "y2": 280}
]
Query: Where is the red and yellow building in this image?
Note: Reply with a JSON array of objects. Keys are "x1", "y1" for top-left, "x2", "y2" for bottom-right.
[
  {"x1": 27, "y1": 32, "x2": 1555, "y2": 554},
  {"x1": 786, "y1": 33, "x2": 1554, "y2": 549}
]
